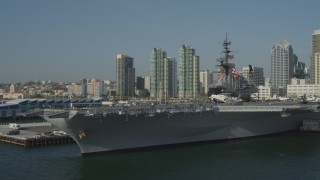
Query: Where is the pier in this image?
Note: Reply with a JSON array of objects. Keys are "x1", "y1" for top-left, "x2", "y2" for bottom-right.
[{"x1": 0, "y1": 122, "x2": 74, "y2": 147}]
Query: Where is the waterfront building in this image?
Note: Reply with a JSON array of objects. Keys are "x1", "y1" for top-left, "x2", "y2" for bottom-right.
[
  {"x1": 311, "y1": 29, "x2": 320, "y2": 84},
  {"x1": 0, "y1": 99, "x2": 28, "y2": 117},
  {"x1": 270, "y1": 40, "x2": 294, "y2": 87},
  {"x1": 252, "y1": 78, "x2": 277, "y2": 100},
  {"x1": 200, "y1": 69, "x2": 212, "y2": 96},
  {"x1": 116, "y1": 54, "x2": 135, "y2": 99},
  {"x1": 0, "y1": 98, "x2": 105, "y2": 117},
  {"x1": 178, "y1": 45, "x2": 200, "y2": 99},
  {"x1": 150, "y1": 48, "x2": 177, "y2": 99},
  {"x1": 287, "y1": 78, "x2": 320, "y2": 98}
]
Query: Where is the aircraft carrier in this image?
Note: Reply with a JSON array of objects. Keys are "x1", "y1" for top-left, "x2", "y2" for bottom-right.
[
  {"x1": 44, "y1": 35, "x2": 320, "y2": 155},
  {"x1": 43, "y1": 102, "x2": 320, "y2": 155}
]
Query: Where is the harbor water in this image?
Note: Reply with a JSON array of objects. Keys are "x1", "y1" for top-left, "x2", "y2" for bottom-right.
[{"x1": 1, "y1": 132, "x2": 320, "y2": 180}]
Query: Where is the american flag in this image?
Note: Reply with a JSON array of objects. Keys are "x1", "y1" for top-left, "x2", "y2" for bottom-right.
[{"x1": 228, "y1": 55, "x2": 234, "y2": 60}]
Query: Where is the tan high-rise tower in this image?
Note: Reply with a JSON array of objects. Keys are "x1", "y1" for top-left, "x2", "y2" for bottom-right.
[
  {"x1": 116, "y1": 54, "x2": 135, "y2": 99},
  {"x1": 311, "y1": 29, "x2": 320, "y2": 84}
]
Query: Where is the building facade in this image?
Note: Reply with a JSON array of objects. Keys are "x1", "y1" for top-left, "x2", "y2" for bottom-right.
[
  {"x1": 241, "y1": 66, "x2": 265, "y2": 86},
  {"x1": 66, "y1": 82, "x2": 81, "y2": 97},
  {"x1": 167, "y1": 57, "x2": 178, "y2": 98},
  {"x1": 178, "y1": 45, "x2": 200, "y2": 99},
  {"x1": 116, "y1": 54, "x2": 135, "y2": 99},
  {"x1": 67, "y1": 79, "x2": 106, "y2": 98},
  {"x1": 150, "y1": 48, "x2": 166, "y2": 99},
  {"x1": 136, "y1": 76, "x2": 149, "y2": 97},
  {"x1": 144, "y1": 76, "x2": 151, "y2": 93},
  {"x1": 252, "y1": 78, "x2": 277, "y2": 100},
  {"x1": 136, "y1": 76, "x2": 145, "y2": 90},
  {"x1": 87, "y1": 79, "x2": 105, "y2": 98},
  {"x1": 80, "y1": 78, "x2": 88, "y2": 97},
  {"x1": 311, "y1": 29, "x2": 320, "y2": 84},
  {"x1": 270, "y1": 40, "x2": 294, "y2": 87},
  {"x1": 287, "y1": 78, "x2": 320, "y2": 98}
]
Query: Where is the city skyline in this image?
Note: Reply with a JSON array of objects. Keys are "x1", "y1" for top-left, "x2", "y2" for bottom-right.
[{"x1": 1, "y1": 0, "x2": 320, "y2": 83}]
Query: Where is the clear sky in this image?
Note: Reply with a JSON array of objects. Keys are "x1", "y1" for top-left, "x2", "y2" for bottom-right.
[{"x1": 1, "y1": 0, "x2": 319, "y2": 83}]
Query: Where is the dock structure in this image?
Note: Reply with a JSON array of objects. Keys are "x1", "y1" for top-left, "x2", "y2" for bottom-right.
[
  {"x1": 0, "y1": 122, "x2": 74, "y2": 147},
  {"x1": 0, "y1": 135, "x2": 74, "y2": 147}
]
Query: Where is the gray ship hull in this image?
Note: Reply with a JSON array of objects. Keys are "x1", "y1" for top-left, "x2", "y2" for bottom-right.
[{"x1": 44, "y1": 104, "x2": 320, "y2": 154}]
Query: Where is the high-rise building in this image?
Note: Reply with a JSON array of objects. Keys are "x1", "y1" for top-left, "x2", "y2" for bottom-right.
[
  {"x1": 67, "y1": 78, "x2": 106, "y2": 98},
  {"x1": 200, "y1": 69, "x2": 212, "y2": 96},
  {"x1": 241, "y1": 66, "x2": 265, "y2": 86},
  {"x1": 80, "y1": 78, "x2": 87, "y2": 97},
  {"x1": 116, "y1": 54, "x2": 135, "y2": 99},
  {"x1": 136, "y1": 76, "x2": 150, "y2": 97},
  {"x1": 168, "y1": 57, "x2": 178, "y2": 98},
  {"x1": 294, "y1": 60, "x2": 306, "y2": 79},
  {"x1": 293, "y1": 54, "x2": 298, "y2": 66},
  {"x1": 270, "y1": 40, "x2": 294, "y2": 87},
  {"x1": 87, "y1": 79, "x2": 105, "y2": 98},
  {"x1": 150, "y1": 48, "x2": 177, "y2": 99},
  {"x1": 178, "y1": 45, "x2": 200, "y2": 99},
  {"x1": 150, "y1": 48, "x2": 166, "y2": 98},
  {"x1": 67, "y1": 82, "x2": 81, "y2": 97},
  {"x1": 311, "y1": 29, "x2": 320, "y2": 84}
]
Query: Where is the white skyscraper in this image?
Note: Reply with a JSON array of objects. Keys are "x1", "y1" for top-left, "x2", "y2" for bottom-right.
[{"x1": 270, "y1": 40, "x2": 294, "y2": 87}]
